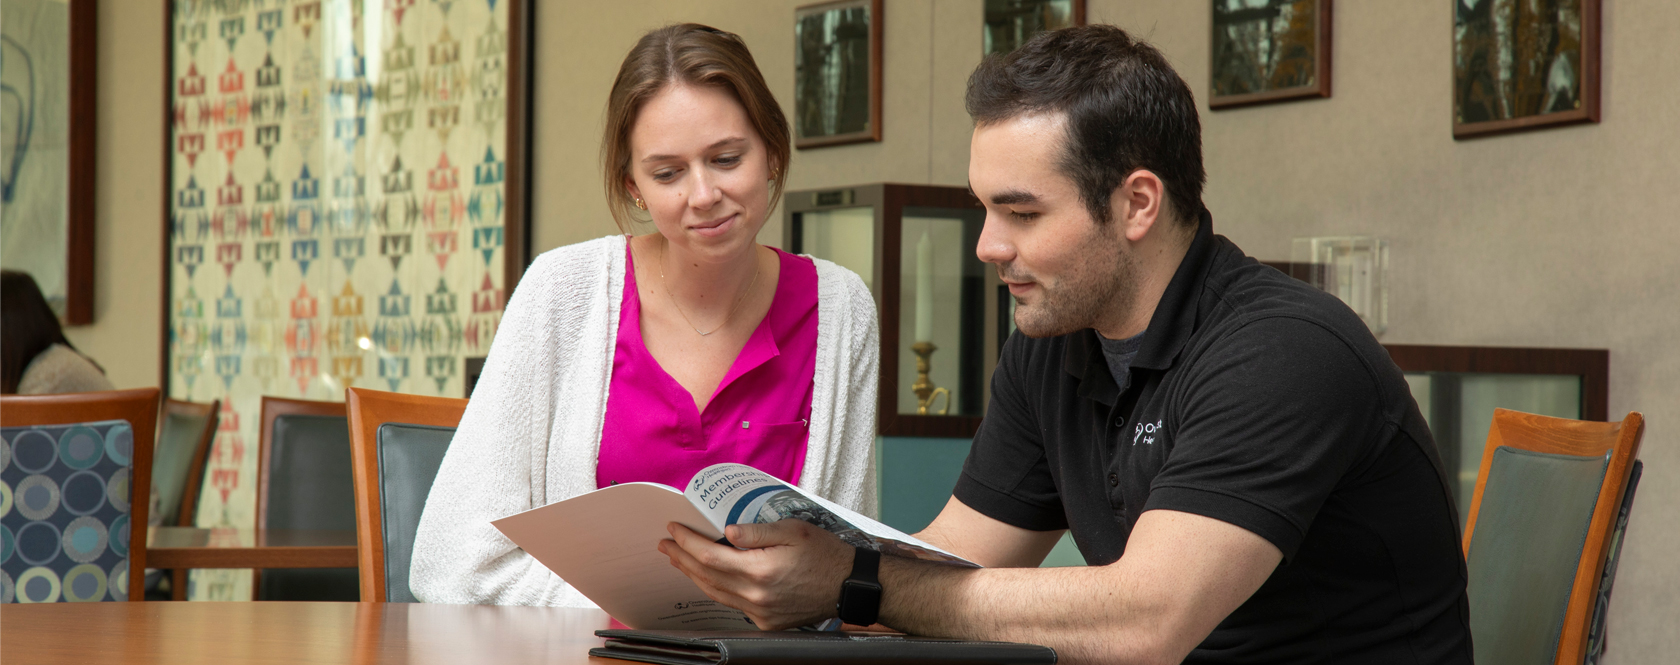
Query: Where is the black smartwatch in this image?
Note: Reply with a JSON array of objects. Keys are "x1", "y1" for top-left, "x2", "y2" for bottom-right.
[{"x1": 836, "y1": 546, "x2": 883, "y2": 625}]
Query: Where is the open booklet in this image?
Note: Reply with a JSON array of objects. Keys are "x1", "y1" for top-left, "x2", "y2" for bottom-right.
[{"x1": 492, "y1": 463, "x2": 977, "y2": 630}]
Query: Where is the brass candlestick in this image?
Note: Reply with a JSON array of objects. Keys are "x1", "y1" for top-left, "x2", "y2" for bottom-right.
[{"x1": 910, "y1": 341, "x2": 950, "y2": 416}]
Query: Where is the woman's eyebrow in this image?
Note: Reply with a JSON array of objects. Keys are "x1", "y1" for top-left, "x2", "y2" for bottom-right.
[{"x1": 641, "y1": 137, "x2": 749, "y2": 163}]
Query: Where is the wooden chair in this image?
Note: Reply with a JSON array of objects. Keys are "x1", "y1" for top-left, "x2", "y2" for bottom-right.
[
  {"x1": 1, "y1": 388, "x2": 160, "y2": 602},
  {"x1": 151, "y1": 398, "x2": 219, "y2": 600},
  {"x1": 253, "y1": 396, "x2": 357, "y2": 600},
  {"x1": 1462, "y1": 408, "x2": 1645, "y2": 665},
  {"x1": 346, "y1": 387, "x2": 468, "y2": 602}
]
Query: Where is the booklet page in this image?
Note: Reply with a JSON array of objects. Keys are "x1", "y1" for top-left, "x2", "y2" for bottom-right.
[
  {"x1": 491, "y1": 482, "x2": 758, "y2": 630},
  {"x1": 684, "y1": 463, "x2": 978, "y2": 568}
]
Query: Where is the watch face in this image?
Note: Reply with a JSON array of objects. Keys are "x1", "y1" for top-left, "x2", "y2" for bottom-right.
[{"x1": 839, "y1": 579, "x2": 883, "y2": 625}]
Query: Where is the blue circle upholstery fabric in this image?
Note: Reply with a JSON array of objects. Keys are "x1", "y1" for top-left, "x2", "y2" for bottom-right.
[{"x1": 0, "y1": 420, "x2": 134, "y2": 603}]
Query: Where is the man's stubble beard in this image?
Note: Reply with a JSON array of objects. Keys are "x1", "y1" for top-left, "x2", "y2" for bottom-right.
[{"x1": 1009, "y1": 224, "x2": 1138, "y2": 339}]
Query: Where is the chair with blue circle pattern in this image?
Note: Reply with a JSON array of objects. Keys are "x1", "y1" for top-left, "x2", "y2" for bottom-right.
[{"x1": 2, "y1": 388, "x2": 160, "y2": 603}]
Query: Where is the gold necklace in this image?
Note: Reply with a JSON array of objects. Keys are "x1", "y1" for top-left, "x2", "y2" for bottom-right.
[{"x1": 659, "y1": 242, "x2": 762, "y2": 337}]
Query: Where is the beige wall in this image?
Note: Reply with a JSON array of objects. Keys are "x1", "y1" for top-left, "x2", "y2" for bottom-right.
[
  {"x1": 76, "y1": 1, "x2": 1677, "y2": 659},
  {"x1": 64, "y1": 0, "x2": 165, "y2": 391},
  {"x1": 530, "y1": 0, "x2": 985, "y2": 252}
]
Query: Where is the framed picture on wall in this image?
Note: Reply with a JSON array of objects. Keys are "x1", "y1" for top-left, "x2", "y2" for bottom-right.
[
  {"x1": 794, "y1": 0, "x2": 882, "y2": 149},
  {"x1": 1453, "y1": 0, "x2": 1600, "y2": 139},
  {"x1": 163, "y1": 0, "x2": 532, "y2": 600},
  {"x1": 983, "y1": 0, "x2": 1086, "y2": 57},
  {"x1": 1209, "y1": 0, "x2": 1332, "y2": 109},
  {"x1": 1, "y1": 0, "x2": 97, "y2": 324}
]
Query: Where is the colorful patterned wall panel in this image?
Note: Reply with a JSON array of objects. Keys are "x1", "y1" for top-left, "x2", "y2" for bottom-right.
[{"x1": 168, "y1": 0, "x2": 512, "y2": 601}]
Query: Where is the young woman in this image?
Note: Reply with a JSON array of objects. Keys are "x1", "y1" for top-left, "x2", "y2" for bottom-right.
[
  {"x1": 410, "y1": 24, "x2": 879, "y2": 607},
  {"x1": 0, "y1": 270, "x2": 114, "y2": 395}
]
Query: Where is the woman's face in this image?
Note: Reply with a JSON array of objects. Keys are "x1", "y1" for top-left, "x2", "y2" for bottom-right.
[{"x1": 626, "y1": 83, "x2": 774, "y2": 264}]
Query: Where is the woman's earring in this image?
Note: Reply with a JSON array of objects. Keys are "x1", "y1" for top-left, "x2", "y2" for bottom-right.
[{"x1": 634, "y1": 197, "x2": 647, "y2": 211}]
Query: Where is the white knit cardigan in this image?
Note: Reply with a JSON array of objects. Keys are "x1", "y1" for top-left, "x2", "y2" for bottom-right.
[{"x1": 410, "y1": 235, "x2": 880, "y2": 607}]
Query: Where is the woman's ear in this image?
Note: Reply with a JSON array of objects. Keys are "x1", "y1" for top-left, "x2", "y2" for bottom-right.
[{"x1": 625, "y1": 174, "x2": 643, "y2": 202}]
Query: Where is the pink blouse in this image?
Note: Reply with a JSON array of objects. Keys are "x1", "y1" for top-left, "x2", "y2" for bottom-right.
[{"x1": 595, "y1": 243, "x2": 819, "y2": 490}]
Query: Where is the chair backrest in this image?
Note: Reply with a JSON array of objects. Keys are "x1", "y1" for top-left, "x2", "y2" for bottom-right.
[
  {"x1": 254, "y1": 396, "x2": 358, "y2": 601},
  {"x1": 1, "y1": 388, "x2": 161, "y2": 602},
  {"x1": 346, "y1": 387, "x2": 467, "y2": 602},
  {"x1": 1463, "y1": 408, "x2": 1644, "y2": 665},
  {"x1": 256, "y1": 396, "x2": 350, "y2": 531},
  {"x1": 152, "y1": 399, "x2": 219, "y2": 527},
  {"x1": 372, "y1": 422, "x2": 455, "y2": 602}
]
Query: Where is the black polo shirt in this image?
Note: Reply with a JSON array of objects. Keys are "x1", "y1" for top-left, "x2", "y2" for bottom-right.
[{"x1": 955, "y1": 212, "x2": 1473, "y2": 664}]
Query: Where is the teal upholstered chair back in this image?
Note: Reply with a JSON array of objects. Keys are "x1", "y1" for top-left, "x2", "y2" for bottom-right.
[
  {"x1": 255, "y1": 396, "x2": 358, "y2": 601},
  {"x1": 257, "y1": 411, "x2": 359, "y2": 601},
  {"x1": 1462, "y1": 409, "x2": 1643, "y2": 665},
  {"x1": 151, "y1": 399, "x2": 218, "y2": 527},
  {"x1": 374, "y1": 423, "x2": 454, "y2": 602},
  {"x1": 344, "y1": 387, "x2": 469, "y2": 603}
]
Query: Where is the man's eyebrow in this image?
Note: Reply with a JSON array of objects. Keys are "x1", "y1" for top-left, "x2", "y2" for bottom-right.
[
  {"x1": 989, "y1": 189, "x2": 1041, "y2": 206},
  {"x1": 641, "y1": 137, "x2": 748, "y2": 163}
]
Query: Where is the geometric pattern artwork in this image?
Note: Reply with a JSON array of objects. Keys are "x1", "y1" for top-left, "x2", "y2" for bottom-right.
[
  {"x1": 1, "y1": 421, "x2": 138, "y2": 603},
  {"x1": 169, "y1": 0, "x2": 508, "y2": 601}
]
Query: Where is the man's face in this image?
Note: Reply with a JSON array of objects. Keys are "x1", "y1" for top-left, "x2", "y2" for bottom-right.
[{"x1": 969, "y1": 113, "x2": 1137, "y2": 338}]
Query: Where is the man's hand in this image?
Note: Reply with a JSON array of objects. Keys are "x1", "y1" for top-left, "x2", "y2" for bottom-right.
[{"x1": 658, "y1": 519, "x2": 855, "y2": 630}]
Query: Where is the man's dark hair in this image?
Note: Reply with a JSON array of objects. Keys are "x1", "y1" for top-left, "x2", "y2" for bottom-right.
[{"x1": 966, "y1": 24, "x2": 1205, "y2": 227}]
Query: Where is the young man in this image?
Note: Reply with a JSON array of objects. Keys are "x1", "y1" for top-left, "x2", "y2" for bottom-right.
[{"x1": 659, "y1": 25, "x2": 1472, "y2": 664}]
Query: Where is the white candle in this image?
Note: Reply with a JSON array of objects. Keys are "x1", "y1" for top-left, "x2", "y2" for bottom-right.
[{"x1": 915, "y1": 229, "x2": 933, "y2": 344}]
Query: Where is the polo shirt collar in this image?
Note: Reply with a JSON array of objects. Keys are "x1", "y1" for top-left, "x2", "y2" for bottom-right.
[
  {"x1": 1063, "y1": 208, "x2": 1217, "y2": 394},
  {"x1": 1131, "y1": 208, "x2": 1216, "y2": 371}
]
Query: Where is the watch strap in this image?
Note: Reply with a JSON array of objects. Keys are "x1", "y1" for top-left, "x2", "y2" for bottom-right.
[{"x1": 837, "y1": 546, "x2": 883, "y2": 625}]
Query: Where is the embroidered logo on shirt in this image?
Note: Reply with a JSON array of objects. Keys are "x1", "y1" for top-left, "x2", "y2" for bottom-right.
[{"x1": 1133, "y1": 419, "x2": 1164, "y2": 446}]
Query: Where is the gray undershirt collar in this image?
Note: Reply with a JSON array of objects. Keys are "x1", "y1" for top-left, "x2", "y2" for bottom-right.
[{"x1": 1096, "y1": 330, "x2": 1146, "y2": 394}]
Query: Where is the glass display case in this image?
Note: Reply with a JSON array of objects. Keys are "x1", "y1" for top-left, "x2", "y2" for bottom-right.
[
  {"x1": 1290, "y1": 235, "x2": 1389, "y2": 336},
  {"x1": 786, "y1": 184, "x2": 997, "y2": 437},
  {"x1": 1388, "y1": 345, "x2": 1608, "y2": 526}
]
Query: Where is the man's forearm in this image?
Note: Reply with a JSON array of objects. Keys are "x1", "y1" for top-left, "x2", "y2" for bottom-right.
[
  {"x1": 882, "y1": 511, "x2": 1281, "y2": 665},
  {"x1": 876, "y1": 557, "x2": 1173, "y2": 665},
  {"x1": 661, "y1": 510, "x2": 1276, "y2": 664}
]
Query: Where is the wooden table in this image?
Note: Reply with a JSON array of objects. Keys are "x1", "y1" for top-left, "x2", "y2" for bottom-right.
[
  {"x1": 148, "y1": 527, "x2": 359, "y2": 569},
  {"x1": 1, "y1": 602, "x2": 617, "y2": 664}
]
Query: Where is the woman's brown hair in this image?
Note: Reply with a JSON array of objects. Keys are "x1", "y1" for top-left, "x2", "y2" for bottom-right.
[
  {"x1": 602, "y1": 24, "x2": 791, "y2": 233},
  {"x1": 1, "y1": 270, "x2": 100, "y2": 394}
]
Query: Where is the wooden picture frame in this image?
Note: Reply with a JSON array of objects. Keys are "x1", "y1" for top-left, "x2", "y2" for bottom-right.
[
  {"x1": 794, "y1": 0, "x2": 883, "y2": 149},
  {"x1": 1209, "y1": 0, "x2": 1332, "y2": 110},
  {"x1": 1, "y1": 0, "x2": 97, "y2": 324},
  {"x1": 1453, "y1": 0, "x2": 1600, "y2": 139},
  {"x1": 982, "y1": 0, "x2": 1086, "y2": 57}
]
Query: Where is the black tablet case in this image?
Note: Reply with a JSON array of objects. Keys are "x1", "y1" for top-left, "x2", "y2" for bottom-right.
[{"x1": 591, "y1": 629, "x2": 1058, "y2": 665}]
